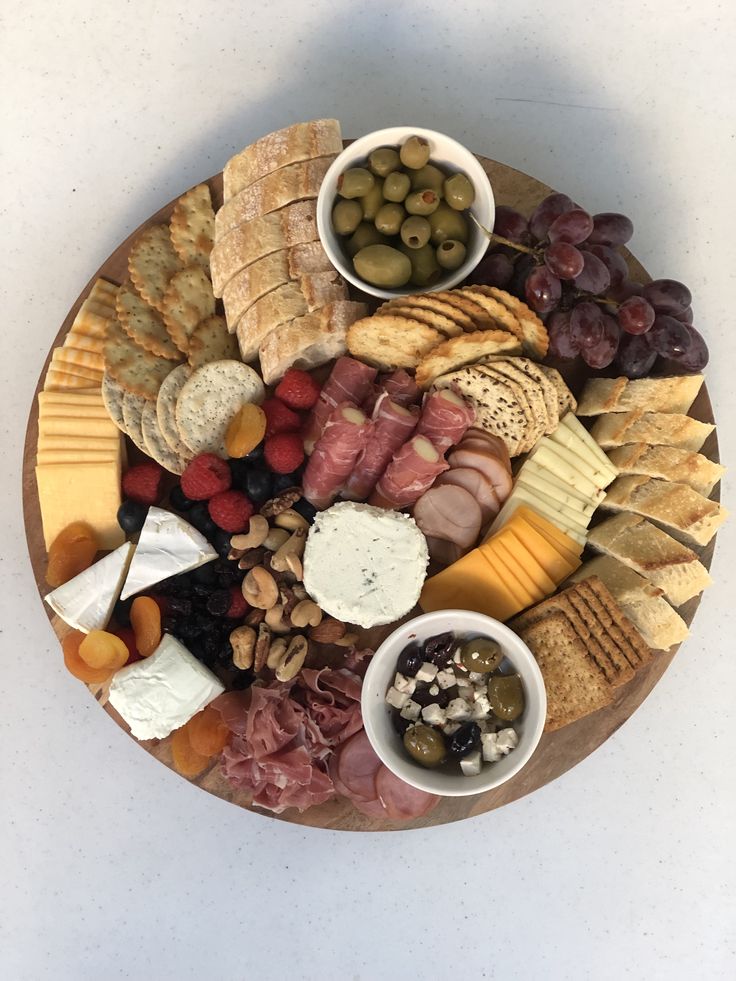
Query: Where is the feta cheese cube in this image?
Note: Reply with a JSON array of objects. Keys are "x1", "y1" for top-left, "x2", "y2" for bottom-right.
[
  {"x1": 460, "y1": 750, "x2": 482, "y2": 776},
  {"x1": 400, "y1": 698, "x2": 421, "y2": 721},
  {"x1": 416, "y1": 661, "x2": 438, "y2": 683},
  {"x1": 443, "y1": 721, "x2": 461, "y2": 735},
  {"x1": 436, "y1": 669, "x2": 456, "y2": 689},
  {"x1": 421, "y1": 703, "x2": 447, "y2": 726},
  {"x1": 471, "y1": 694, "x2": 492, "y2": 719},
  {"x1": 386, "y1": 686, "x2": 410, "y2": 710},
  {"x1": 394, "y1": 672, "x2": 416, "y2": 695},
  {"x1": 446, "y1": 697, "x2": 472, "y2": 722},
  {"x1": 477, "y1": 720, "x2": 493, "y2": 734},
  {"x1": 452, "y1": 650, "x2": 462, "y2": 665},
  {"x1": 468, "y1": 672, "x2": 487, "y2": 684},
  {"x1": 495, "y1": 727, "x2": 519, "y2": 755},
  {"x1": 455, "y1": 674, "x2": 472, "y2": 688},
  {"x1": 481, "y1": 732, "x2": 502, "y2": 763},
  {"x1": 429, "y1": 683, "x2": 439, "y2": 696}
]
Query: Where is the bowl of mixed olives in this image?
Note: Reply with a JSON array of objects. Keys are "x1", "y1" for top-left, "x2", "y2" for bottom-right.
[
  {"x1": 361, "y1": 610, "x2": 546, "y2": 797},
  {"x1": 316, "y1": 127, "x2": 495, "y2": 299}
]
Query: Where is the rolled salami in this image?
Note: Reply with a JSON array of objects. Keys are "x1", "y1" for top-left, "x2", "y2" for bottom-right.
[
  {"x1": 369, "y1": 436, "x2": 449, "y2": 510},
  {"x1": 303, "y1": 357, "x2": 377, "y2": 453},
  {"x1": 343, "y1": 395, "x2": 419, "y2": 501},
  {"x1": 415, "y1": 388, "x2": 475, "y2": 454},
  {"x1": 302, "y1": 403, "x2": 371, "y2": 509}
]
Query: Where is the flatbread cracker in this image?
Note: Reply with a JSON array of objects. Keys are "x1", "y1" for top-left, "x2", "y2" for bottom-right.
[
  {"x1": 141, "y1": 401, "x2": 187, "y2": 474},
  {"x1": 432, "y1": 365, "x2": 529, "y2": 456},
  {"x1": 156, "y1": 364, "x2": 193, "y2": 459},
  {"x1": 346, "y1": 315, "x2": 441, "y2": 370},
  {"x1": 380, "y1": 294, "x2": 476, "y2": 332},
  {"x1": 170, "y1": 184, "x2": 215, "y2": 270},
  {"x1": 485, "y1": 355, "x2": 560, "y2": 431},
  {"x1": 116, "y1": 286, "x2": 184, "y2": 361},
  {"x1": 458, "y1": 287, "x2": 525, "y2": 340},
  {"x1": 176, "y1": 360, "x2": 265, "y2": 457},
  {"x1": 104, "y1": 318, "x2": 174, "y2": 400},
  {"x1": 415, "y1": 329, "x2": 522, "y2": 390},
  {"x1": 101, "y1": 372, "x2": 128, "y2": 434},
  {"x1": 538, "y1": 364, "x2": 577, "y2": 415},
  {"x1": 474, "y1": 362, "x2": 545, "y2": 453},
  {"x1": 122, "y1": 391, "x2": 149, "y2": 454},
  {"x1": 379, "y1": 304, "x2": 463, "y2": 338},
  {"x1": 128, "y1": 224, "x2": 182, "y2": 313},
  {"x1": 483, "y1": 287, "x2": 549, "y2": 359},
  {"x1": 187, "y1": 315, "x2": 240, "y2": 368},
  {"x1": 161, "y1": 265, "x2": 216, "y2": 352}
]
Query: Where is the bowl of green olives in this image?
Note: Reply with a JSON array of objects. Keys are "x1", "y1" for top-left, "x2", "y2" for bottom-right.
[
  {"x1": 316, "y1": 127, "x2": 495, "y2": 299},
  {"x1": 361, "y1": 610, "x2": 546, "y2": 797}
]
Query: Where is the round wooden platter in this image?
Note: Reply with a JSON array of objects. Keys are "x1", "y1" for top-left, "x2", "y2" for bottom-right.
[{"x1": 22, "y1": 152, "x2": 721, "y2": 831}]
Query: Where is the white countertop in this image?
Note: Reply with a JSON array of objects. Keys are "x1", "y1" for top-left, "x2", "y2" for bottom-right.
[{"x1": 2, "y1": 1, "x2": 734, "y2": 977}]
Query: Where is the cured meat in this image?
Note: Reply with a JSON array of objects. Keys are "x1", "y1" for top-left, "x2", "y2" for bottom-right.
[
  {"x1": 381, "y1": 369, "x2": 421, "y2": 407},
  {"x1": 369, "y1": 436, "x2": 449, "y2": 510},
  {"x1": 412, "y1": 484, "x2": 483, "y2": 550},
  {"x1": 447, "y1": 444, "x2": 513, "y2": 503},
  {"x1": 303, "y1": 356, "x2": 377, "y2": 452},
  {"x1": 463, "y1": 428, "x2": 512, "y2": 469},
  {"x1": 336, "y1": 731, "x2": 382, "y2": 802},
  {"x1": 415, "y1": 389, "x2": 475, "y2": 454},
  {"x1": 424, "y1": 536, "x2": 464, "y2": 566},
  {"x1": 434, "y1": 467, "x2": 501, "y2": 524},
  {"x1": 302, "y1": 402, "x2": 371, "y2": 508},
  {"x1": 375, "y1": 766, "x2": 440, "y2": 820},
  {"x1": 343, "y1": 395, "x2": 420, "y2": 500},
  {"x1": 299, "y1": 667, "x2": 363, "y2": 745}
]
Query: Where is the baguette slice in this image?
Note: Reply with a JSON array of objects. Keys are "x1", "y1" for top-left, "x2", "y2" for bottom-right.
[
  {"x1": 586, "y1": 512, "x2": 711, "y2": 606},
  {"x1": 258, "y1": 301, "x2": 368, "y2": 384},
  {"x1": 210, "y1": 201, "x2": 318, "y2": 297},
  {"x1": 606, "y1": 443, "x2": 724, "y2": 497},
  {"x1": 590, "y1": 409, "x2": 714, "y2": 451},
  {"x1": 223, "y1": 119, "x2": 342, "y2": 201},
  {"x1": 215, "y1": 157, "x2": 335, "y2": 238},
  {"x1": 577, "y1": 374, "x2": 704, "y2": 416}
]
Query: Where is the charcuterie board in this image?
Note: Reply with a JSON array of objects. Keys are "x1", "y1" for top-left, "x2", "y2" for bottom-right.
[{"x1": 22, "y1": 148, "x2": 720, "y2": 830}]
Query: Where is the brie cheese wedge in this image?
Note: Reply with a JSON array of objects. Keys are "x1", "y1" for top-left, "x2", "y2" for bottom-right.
[
  {"x1": 120, "y1": 507, "x2": 217, "y2": 600},
  {"x1": 45, "y1": 542, "x2": 135, "y2": 633}
]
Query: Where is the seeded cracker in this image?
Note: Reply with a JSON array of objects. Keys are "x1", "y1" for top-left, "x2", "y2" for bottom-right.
[
  {"x1": 156, "y1": 364, "x2": 193, "y2": 460},
  {"x1": 432, "y1": 365, "x2": 527, "y2": 456},
  {"x1": 104, "y1": 318, "x2": 174, "y2": 400},
  {"x1": 128, "y1": 224, "x2": 182, "y2": 313},
  {"x1": 187, "y1": 315, "x2": 239, "y2": 369},
  {"x1": 161, "y1": 265, "x2": 216, "y2": 353},
  {"x1": 176, "y1": 360, "x2": 265, "y2": 457},
  {"x1": 101, "y1": 372, "x2": 128, "y2": 434},
  {"x1": 116, "y1": 286, "x2": 184, "y2": 361},
  {"x1": 170, "y1": 183, "x2": 216, "y2": 269},
  {"x1": 121, "y1": 391, "x2": 149, "y2": 454},
  {"x1": 141, "y1": 400, "x2": 187, "y2": 475}
]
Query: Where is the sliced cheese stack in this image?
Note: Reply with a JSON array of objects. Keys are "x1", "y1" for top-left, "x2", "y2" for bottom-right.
[
  {"x1": 420, "y1": 505, "x2": 583, "y2": 621},
  {"x1": 43, "y1": 279, "x2": 118, "y2": 392},
  {"x1": 488, "y1": 412, "x2": 618, "y2": 545}
]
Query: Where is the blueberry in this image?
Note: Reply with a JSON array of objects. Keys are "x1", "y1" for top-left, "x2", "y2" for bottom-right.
[
  {"x1": 169, "y1": 484, "x2": 195, "y2": 511},
  {"x1": 117, "y1": 500, "x2": 148, "y2": 534},
  {"x1": 167, "y1": 596, "x2": 192, "y2": 617},
  {"x1": 228, "y1": 459, "x2": 251, "y2": 489},
  {"x1": 397, "y1": 642, "x2": 423, "y2": 677},
  {"x1": 207, "y1": 589, "x2": 231, "y2": 617},
  {"x1": 113, "y1": 596, "x2": 134, "y2": 627},
  {"x1": 243, "y1": 467, "x2": 273, "y2": 503},
  {"x1": 188, "y1": 503, "x2": 216, "y2": 536},
  {"x1": 272, "y1": 472, "x2": 302, "y2": 493},
  {"x1": 292, "y1": 497, "x2": 317, "y2": 524},
  {"x1": 191, "y1": 562, "x2": 217, "y2": 586},
  {"x1": 213, "y1": 529, "x2": 233, "y2": 558},
  {"x1": 244, "y1": 441, "x2": 265, "y2": 462}
]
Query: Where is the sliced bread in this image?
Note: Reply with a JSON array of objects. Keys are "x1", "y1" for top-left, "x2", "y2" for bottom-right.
[
  {"x1": 577, "y1": 374, "x2": 704, "y2": 416},
  {"x1": 590, "y1": 410, "x2": 714, "y2": 451},
  {"x1": 605, "y1": 443, "x2": 724, "y2": 497}
]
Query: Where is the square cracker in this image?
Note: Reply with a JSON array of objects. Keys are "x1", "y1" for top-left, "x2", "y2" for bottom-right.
[
  {"x1": 128, "y1": 224, "x2": 182, "y2": 313},
  {"x1": 170, "y1": 183, "x2": 215, "y2": 270},
  {"x1": 161, "y1": 265, "x2": 216, "y2": 353},
  {"x1": 581, "y1": 576, "x2": 652, "y2": 668}
]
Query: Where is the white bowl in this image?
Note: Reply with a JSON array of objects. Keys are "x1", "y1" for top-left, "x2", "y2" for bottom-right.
[
  {"x1": 361, "y1": 610, "x2": 546, "y2": 797},
  {"x1": 316, "y1": 126, "x2": 495, "y2": 300}
]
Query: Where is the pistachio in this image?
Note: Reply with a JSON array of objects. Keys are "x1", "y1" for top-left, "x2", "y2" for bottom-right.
[
  {"x1": 275, "y1": 635, "x2": 309, "y2": 682},
  {"x1": 230, "y1": 625, "x2": 256, "y2": 670},
  {"x1": 242, "y1": 565, "x2": 279, "y2": 609},
  {"x1": 290, "y1": 600, "x2": 323, "y2": 629}
]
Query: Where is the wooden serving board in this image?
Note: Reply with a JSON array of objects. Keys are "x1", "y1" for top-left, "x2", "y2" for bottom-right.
[{"x1": 22, "y1": 152, "x2": 720, "y2": 831}]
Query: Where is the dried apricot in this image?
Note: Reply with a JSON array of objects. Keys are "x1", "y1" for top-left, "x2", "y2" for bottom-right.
[
  {"x1": 225, "y1": 403, "x2": 267, "y2": 458},
  {"x1": 187, "y1": 706, "x2": 230, "y2": 757},
  {"x1": 130, "y1": 596, "x2": 162, "y2": 657},
  {"x1": 62, "y1": 631, "x2": 114, "y2": 684},
  {"x1": 171, "y1": 724, "x2": 210, "y2": 778},
  {"x1": 78, "y1": 630, "x2": 129, "y2": 671},
  {"x1": 46, "y1": 521, "x2": 99, "y2": 588}
]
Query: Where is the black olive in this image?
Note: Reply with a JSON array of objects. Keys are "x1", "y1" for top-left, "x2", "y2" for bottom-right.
[
  {"x1": 397, "y1": 642, "x2": 423, "y2": 677},
  {"x1": 423, "y1": 631, "x2": 456, "y2": 667},
  {"x1": 447, "y1": 722, "x2": 482, "y2": 760},
  {"x1": 391, "y1": 710, "x2": 412, "y2": 736},
  {"x1": 412, "y1": 685, "x2": 451, "y2": 709}
]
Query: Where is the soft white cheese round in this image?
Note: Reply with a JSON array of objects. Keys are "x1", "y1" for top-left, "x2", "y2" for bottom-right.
[{"x1": 303, "y1": 502, "x2": 429, "y2": 629}]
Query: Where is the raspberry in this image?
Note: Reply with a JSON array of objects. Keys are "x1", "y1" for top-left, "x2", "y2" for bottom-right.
[
  {"x1": 262, "y1": 397, "x2": 301, "y2": 436},
  {"x1": 226, "y1": 585, "x2": 249, "y2": 619},
  {"x1": 264, "y1": 432, "x2": 305, "y2": 475},
  {"x1": 275, "y1": 369, "x2": 321, "y2": 410},
  {"x1": 207, "y1": 489, "x2": 254, "y2": 532},
  {"x1": 181, "y1": 453, "x2": 232, "y2": 501},
  {"x1": 122, "y1": 461, "x2": 164, "y2": 506}
]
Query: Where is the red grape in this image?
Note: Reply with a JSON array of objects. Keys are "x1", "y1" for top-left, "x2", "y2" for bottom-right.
[
  {"x1": 466, "y1": 251, "x2": 514, "y2": 288},
  {"x1": 581, "y1": 314, "x2": 620, "y2": 369},
  {"x1": 642, "y1": 279, "x2": 692, "y2": 316},
  {"x1": 617, "y1": 295, "x2": 655, "y2": 335},
  {"x1": 547, "y1": 311, "x2": 580, "y2": 360},
  {"x1": 647, "y1": 315, "x2": 692, "y2": 357},
  {"x1": 570, "y1": 301, "x2": 604, "y2": 347},
  {"x1": 587, "y1": 244, "x2": 628, "y2": 287},
  {"x1": 617, "y1": 333, "x2": 658, "y2": 378},
  {"x1": 587, "y1": 213, "x2": 634, "y2": 246},
  {"x1": 492, "y1": 206, "x2": 530, "y2": 244},
  {"x1": 668, "y1": 325, "x2": 709, "y2": 371},
  {"x1": 548, "y1": 208, "x2": 594, "y2": 246},
  {"x1": 544, "y1": 242, "x2": 585, "y2": 280},
  {"x1": 524, "y1": 265, "x2": 562, "y2": 314},
  {"x1": 673, "y1": 306, "x2": 694, "y2": 325},
  {"x1": 573, "y1": 251, "x2": 612, "y2": 295},
  {"x1": 608, "y1": 279, "x2": 644, "y2": 303},
  {"x1": 529, "y1": 193, "x2": 574, "y2": 242},
  {"x1": 507, "y1": 254, "x2": 536, "y2": 297}
]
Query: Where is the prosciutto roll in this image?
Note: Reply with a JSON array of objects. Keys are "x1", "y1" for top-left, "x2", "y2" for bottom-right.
[
  {"x1": 302, "y1": 402, "x2": 371, "y2": 509},
  {"x1": 381, "y1": 369, "x2": 421, "y2": 408},
  {"x1": 342, "y1": 395, "x2": 420, "y2": 501},
  {"x1": 303, "y1": 357, "x2": 377, "y2": 453},
  {"x1": 369, "y1": 435, "x2": 449, "y2": 510},
  {"x1": 415, "y1": 388, "x2": 475, "y2": 454}
]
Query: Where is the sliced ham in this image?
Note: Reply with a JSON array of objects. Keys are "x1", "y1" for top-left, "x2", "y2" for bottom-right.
[
  {"x1": 462, "y1": 428, "x2": 512, "y2": 469},
  {"x1": 434, "y1": 467, "x2": 501, "y2": 524},
  {"x1": 375, "y1": 766, "x2": 440, "y2": 820},
  {"x1": 415, "y1": 389, "x2": 475, "y2": 454},
  {"x1": 447, "y1": 445, "x2": 513, "y2": 504},
  {"x1": 343, "y1": 395, "x2": 420, "y2": 500},
  {"x1": 413, "y1": 484, "x2": 482, "y2": 551},
  {"x1": 369, "y1": 436, "x2": 449, "y2": 510},
  {"x1": 381, "y1": 369, "x2": 421, "y2": 407},
  {"x1": 302, "y1": 402, "x2": 371, "y2": 509},
  {"x1": 336, "y1": 731, "x2": 382, "y2": 802},
  {"x1": 424, "y1": 535, "x2": 464, "y2": 566},
  {"x1": 303, "y1": 356, "x2": 377, "y2": 453}
]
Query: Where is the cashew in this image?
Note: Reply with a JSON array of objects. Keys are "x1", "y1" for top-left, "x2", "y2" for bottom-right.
[
  {"x1": 275, "y1": 635, "x2": 308, "y2": 682},
  {"x1": 266, "y1": 636, "x2": 289, "y2": 670},
  {"x1": 230, "y1": 625, "x2": 256, "y2": 670},
  {"x1": 334, "y1": 632, "x2": 359, "y2": 648},
  {"x1": 254, "y1": 622, "x2": 271, "y2": 672},
  {"x1": 263, "y1": 527, "x2": 290, "y2": 552},
  {"x1": 231, "y1": 515, "x2": 270, "y2": 551},
  {"x1": 238, "y1": 545, "x2": 267, "y2": 571},
  {"x1": 290, "y1": 600, "x2": 323, "y2": 629},
  {"x1": 274, "y1": 508, "x2": 310, "y2": 532},
  {"x1": 265, "y1": 603, "x2": 291, "y2": 634},
  {"x1": 285, "y1": 553, "x2": 303, "y2": 581},
  {"x1": 270, "y1": 528, "x2": 306, "y2": 573},
  {"x1": 242, "y1": 565, "x2": 279, "y2": 609}
]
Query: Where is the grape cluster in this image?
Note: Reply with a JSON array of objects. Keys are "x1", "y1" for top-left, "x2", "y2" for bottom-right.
[{"x1": 468, "y1": 193, "x2": 708, "y2": 377}]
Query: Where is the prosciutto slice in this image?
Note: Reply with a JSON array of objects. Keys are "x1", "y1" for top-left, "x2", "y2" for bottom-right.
[
  {"x1": 302, "y1": 402, "x2": 371, "y2": 509},
  {"x1": 369, "y1": 435, "x2": 449, "y2": 510},
  {"x1": 415, "y1": 389, "x2": 475, "y2": 454},
  {"x1": 303, "y1": 356, "x2": 377, "y2": 452},
  {"x1": 342, "y1": 395, "x2": 419, "y2": 501},
  {"x1": 381, "y1": 369, "x2": 421, "y2": 407}
]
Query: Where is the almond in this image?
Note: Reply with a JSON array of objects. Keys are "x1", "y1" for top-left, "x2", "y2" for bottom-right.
[{"x1": 308, "y1": 617, "x2": 346, "y2": 643}]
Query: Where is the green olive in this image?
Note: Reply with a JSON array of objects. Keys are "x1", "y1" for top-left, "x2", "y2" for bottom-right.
[
  {"x1": 488, "y1": 674, "x2": 525, "y2": 721},
  {"x1": 460, "y1": 636, "x2": 503, "y2": 673},
  {"x1": 409, "y1": 164, "x2": 447, "y2": 194},
  {"x1": 337, "y1": 167, "x2": 375, "y2": 199},
  {"x1": 444, "y1": 173, "x2": 476, "y2": 211},
  {"x1": 429, "y1": 203, "x2": 470, "y2": 245},
  {"x1": 400, "y1": 242, "x2": 442, "y2": 288},
  {"x1": 360, "y1": 180, "x2": 384, "y2": 221},
  {"x1": 374, "y1": 202, "x2": 406, "y2": 236},
  {"x1": 345, "y1": 222, "x2": 388, "y2": 257},
  {"x1": 405, "y1": 189, "x2": 441, "y2": 217},
  {"x1": 436, "y1": 239, "x2": 467, "y2": 271},
  {"x1": 383, "y1": 171, "x2": 411, "y2": 203},
  {"x1": 332, "y1": 199, "x2": 363, "y2": 236},
  {"x1": 403, "y1": 724, "x2": 446, "y2": 767},
  {"x1": 368, "y1": 146, "x2": 401, "y2": 178},
  {"x1": 353, "y1": 244, "x2": 412, "y2": 288},
  {"x1": 400, "y1": 135, "x2": 431, "y2": 170},
  {"x1": 400, "y1": 215, "x2": 431, "y2": 249}
]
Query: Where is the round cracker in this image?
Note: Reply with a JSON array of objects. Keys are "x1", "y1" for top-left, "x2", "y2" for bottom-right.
[
  {"x1": 122, "y1": 391, "x2": 149, "y2": 454},
  {"x1": 156, "y1": 364, "x2": 194, "y2": 460},
  {"x1": 141, "y1": 401, "x2": 187, "y2": 475},
  {"x1": 101, "y1": 372, "x2": 127, "y2": 433},
  {"x1": 175, "y1": 360, "x2": 265, "y2": 457}
]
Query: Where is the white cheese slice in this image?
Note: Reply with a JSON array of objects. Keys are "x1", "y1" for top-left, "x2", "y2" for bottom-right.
[
  {"x1": 522, "y1": 458, "x2": 604, "y2": 506},
  {"x1": 302, "y1": 502, "x2": 429, "y2": 628},
  {"x1": 516, "y1": 475, "x2": 595, "y2": 521},
  {"x1": 560, "y1": 412, "x2": 619, "y2": 474},
  {"x1": 120, "y1": 506, "x2": 217, "y2": 600},
  {"x1": 45, "y1": 542, "x2": 135, "y2": 633},
  {"x1": 108, "y1": 633, "x2": 225, "y2": 740},
  {"x1": 532, "y1": 437, "x2": 611, "y2": 490},
  {"x1": 549, "y1": 422, "x2": 618, "y2": 484},
  {"x1": 526, "y1": 442, "x2": 600, "y2": 498},
  {"x1": 489, "y1": 486, "x2": 587, "y2": 545}
]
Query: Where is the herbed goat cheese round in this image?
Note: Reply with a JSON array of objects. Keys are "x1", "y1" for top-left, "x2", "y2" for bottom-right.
[{"x1": 303, "y1": 502, "x2": 429, "y2": 628}]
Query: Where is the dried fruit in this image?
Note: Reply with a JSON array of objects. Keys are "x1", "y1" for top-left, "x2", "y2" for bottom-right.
[
  {"x1": 46, "y1": 521, "x2": 98, "y2": 588},
  {"x1": 226, "y1": 585, "x2": 249, "y2": 619},
  {"x1": 186, "y1": 706, "x2": 230, "y2": 756},
  {"x1": 112, "y1": 626, "x2": 143, "y2": 665},
  {"x1": 78, "y1": 629, "x2": 129, "y2": 671},
  {"x1": 274, "y1": 369, "x2": 321, "y2": 410},
  {"x1": 180, "y1": 453, "x2": 232, "y2": 500},
  {"x1": 122, "y1": 461, "x2": 165, "y2": 506},
  {"x1": 225, "y1": 403, "x2": 267, "y2": 458},
  {"x1": 130, "y1": 596, "x2": 162, "y2": 657},
  {"x1": 62, "y1": 631, "x2": 114, "y2": 683},
  {"x1": 171, "y1": 724, "x2": 210, "y2": 778}
]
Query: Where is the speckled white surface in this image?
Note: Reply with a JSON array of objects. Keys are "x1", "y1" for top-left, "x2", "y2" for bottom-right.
[{"x1": 2, "y1": 1, "x2": 735, "y2": 978}]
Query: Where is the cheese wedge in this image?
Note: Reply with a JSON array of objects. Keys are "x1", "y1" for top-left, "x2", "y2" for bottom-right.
[
  {"x1": 45, "y1": 542, "x2": 135, "y2": 632},
  {"x1": 36, "y1": 461, "x2": 124, "y2": 550}
]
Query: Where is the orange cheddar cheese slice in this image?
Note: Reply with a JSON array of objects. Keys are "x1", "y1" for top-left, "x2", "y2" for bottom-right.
[
  {"x1": 490, "y1": 534, "x2": 547, "y2": 605},
  {"x1": 477, "y1": 543, "x2": 531, "y2": 612},
  {"x1": 419, "y1": 547, "x2": 522, "y2": 622},
  {"x1": 510, "y1": 518, "x2": 579, "y2": 583},
  {"x1": 503, "y1": 527, "x2": 557, "y2": 595},
  {"x1": 518, "y1": 506, "x2": 583, "y2": 562}
]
